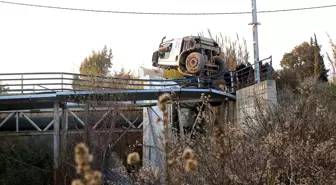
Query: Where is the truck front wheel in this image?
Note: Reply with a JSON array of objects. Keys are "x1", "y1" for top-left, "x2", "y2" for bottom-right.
[{"x1": 185, "y1": 52, "x2": 205, "y2": 75}]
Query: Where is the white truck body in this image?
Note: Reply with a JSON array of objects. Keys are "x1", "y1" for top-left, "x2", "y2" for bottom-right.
[
  {"x1": 152, "y1": 36, "x2": 227, "y2": 77},
  {"x1": 157, "y1": 38, "x2": 183, "y2": 66}
]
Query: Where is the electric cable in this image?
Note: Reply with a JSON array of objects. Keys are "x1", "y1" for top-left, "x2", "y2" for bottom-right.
[{"x1": 0, "y1": 0, "x2": 335, "y2": 15}]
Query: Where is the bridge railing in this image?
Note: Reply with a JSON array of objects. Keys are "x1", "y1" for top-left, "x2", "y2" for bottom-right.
[
  {"x1": 0, "y1": 57, "x2": 273, "y2": 95},
  {"x1": 0, "y1": 72, "x2": 214, "y2": 95},
  {"x1": 228, "y1": 56, "x2": 273, "y2": 91},
  {"x1": 205, "y1": 55, "x2": 273, "y2": 92}
]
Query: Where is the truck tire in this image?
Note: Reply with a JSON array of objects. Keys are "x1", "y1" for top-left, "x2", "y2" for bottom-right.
[
  {"x1": 210, "y1": 57, "x2": 227, "y2": 107},
  {"x1": 185, "y1": 52, "x2": 205, "y2": 75},
  {"x1": 214, "y1": 57, "x2": 227, "y2": 74}
]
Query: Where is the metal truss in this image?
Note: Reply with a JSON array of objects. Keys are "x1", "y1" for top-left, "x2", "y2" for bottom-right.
[{"x1": 0, "y1": 104, "x2": 143, "y2": 136}]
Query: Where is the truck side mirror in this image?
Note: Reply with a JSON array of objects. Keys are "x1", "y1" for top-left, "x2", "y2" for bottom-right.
[
  {"x1": 152, "y1": 51, "x2": 158, "y2": 66},
  {"x1": 161, "y1": 36, "x2": 166, "y2": 44}
]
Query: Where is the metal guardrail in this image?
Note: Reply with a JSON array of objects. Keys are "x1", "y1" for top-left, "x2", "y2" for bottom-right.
[
  {"x1": 0, "y1": 72, "x2": 214, "y2": 95},
  {"x1": 0, "y1": 57, "x2": 273, "y2": 95},
  {"x1": 233, "y1": 56, "x2": 273, "y2": 89}
]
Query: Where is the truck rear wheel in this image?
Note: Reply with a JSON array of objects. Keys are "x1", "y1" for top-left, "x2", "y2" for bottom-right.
[
  {"x1": 185, "y1": 52, "x2": 205, "y2": 75},
  {"x1": 214, "y1": 57, "x2": 227, "y2": 74}
]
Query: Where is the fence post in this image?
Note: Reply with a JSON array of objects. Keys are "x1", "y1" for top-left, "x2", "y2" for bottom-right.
[
  {"x1": 61, "y1": 73, "x2": 64, "y2": 91},
  {"x1": 269, "y1": 56, "x2": 273, "y2": 80},
  {"x1": 21, "y1": 74, "x2": 23, "y2": 94}
]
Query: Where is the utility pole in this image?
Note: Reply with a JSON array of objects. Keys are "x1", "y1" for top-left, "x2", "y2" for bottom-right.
[{"x1": 249, "y1": 0, "x2": 261, "y2": 83}]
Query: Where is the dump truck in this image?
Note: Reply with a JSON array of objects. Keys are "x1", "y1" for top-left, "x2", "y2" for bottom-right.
[
  {"x1": 152, "y1": 36, "x2": 227, "y2": 77},
  {"x1": 152, "y1": 36, "x2": 228, "y2": 137}
]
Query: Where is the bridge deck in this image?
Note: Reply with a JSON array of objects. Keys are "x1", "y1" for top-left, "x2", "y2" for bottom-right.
[{"x1": 0, "y1": 88, "x2": 235, "y2": 111}]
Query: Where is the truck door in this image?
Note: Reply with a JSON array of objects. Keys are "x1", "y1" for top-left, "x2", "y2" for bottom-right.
[{"x1": 158, "y1": 39, "x2": 182, "y2": 66}]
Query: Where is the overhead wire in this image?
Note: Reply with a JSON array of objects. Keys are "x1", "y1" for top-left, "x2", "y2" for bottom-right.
[{"x1": 0, "y1": 0, "x2": 335, "y2": 15}]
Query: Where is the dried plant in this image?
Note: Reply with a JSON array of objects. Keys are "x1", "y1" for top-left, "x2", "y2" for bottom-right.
[
  {"x1": 128, "y1": 80, "x2": 336, "y2": 185},
  {"x1": 326, "y1": 32, "x2": 336, "y2": 83},
  {"x1": 199, "y1": 29, "x2": 250, "y2": 71},
  {"x1": 127, "y1": 152, "x2": 140, "y2": 165},
  {"x1": 67, "y1": 79, "x2": 336, "y2": 185},
  {"x1": 72, "y1": 143, "x2": 102, "y2": 185}
]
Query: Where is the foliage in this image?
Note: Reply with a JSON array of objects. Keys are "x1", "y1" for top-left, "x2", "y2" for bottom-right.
[
  {"x1": 109, "y1": 68, "x2": 144, "y2": 89},
  {"x1": 326, "y1": 32, "x2": 336, "y2": 83},
  {"x1": 279, "y1": 34, "x2": 328, "y2": 86},
  {"x1": 72, "y1": 45, "x2": 113, "y2": 90},
  {"x1": 71, "y1": 143, "x2": 102, "y2": 185},
  {"x1": 0, "y1": 81, "x2": 8, "y2": 95},
  {"x1": 274, "y1": 68, "x2": 301, "y2": 92},
  {"x1": 79, "y1": 45, "x2": 113, "y2": 76},
  {"x1": 121, "y1": 80, "x2": 336, "y2": 185},
  {"x1": 0, "y1": 137, "x2": 52, "y2": 185},
  {"x1": 200, "y1": 29, "x2": 250, "y2": 71},
  {"x1": 276, "y1": 34, "x2": 329, "y2": 92},
  {"x1": 312, "y1": 34, "x2": 329, "y2": 82},
  {"x1": 72, "y1": 46, "x2": 143, "y2": 90}
]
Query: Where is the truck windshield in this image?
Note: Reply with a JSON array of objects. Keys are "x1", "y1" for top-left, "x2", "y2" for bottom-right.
[{"x1": 158, "y1": 43, "x2": 172, "y2": 59}]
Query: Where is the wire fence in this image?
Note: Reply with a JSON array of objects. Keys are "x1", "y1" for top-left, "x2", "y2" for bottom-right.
[{"x1": 0, "y1": 57, "x2": 273, "y2": 95}]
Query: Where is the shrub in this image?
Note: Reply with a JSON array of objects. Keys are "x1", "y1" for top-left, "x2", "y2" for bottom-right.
[{"x1": 123, "y1": 80, "x2": 336, "y2": 185}]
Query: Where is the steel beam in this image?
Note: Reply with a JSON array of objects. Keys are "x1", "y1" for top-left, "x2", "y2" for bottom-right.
[
  {"x1": 53, "y1": 101, "x2": 61, "y2": 185},
  {"x1": 0, "y1": 112, "x2": 15, "y2": 128},
  {"x1": 67, "y1": 108, "x2": 85, "y2": 126},
  {"x1": 61, "y1": 108, "x2": 68, "y2": 163},
  {"x1": 119, "y1": 112, "x2": 137, "y2": 128},
  {"x1": 16, "y1": 112, "x2": 19, "y2": 132},
  {"x1": 20, "y1": 112, "x2": 42, "y2": 131},
  {"x1": 43, "y1": 112, "x2": 62, "y2": 131},
  {"x1": 0, "y1": 128, "x2": 142, "y2": 136},
  {"x1": 92, "y1": 109, "x2": 112, "y2": 130},
  {"x1": 84, "y1": 104, "x2": 90, "y2": 144}
]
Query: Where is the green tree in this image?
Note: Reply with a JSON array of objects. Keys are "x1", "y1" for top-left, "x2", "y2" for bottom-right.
[
  {"x1": 79, "y1": 45, "x2": 113, "y2": 76},
  {"x1": 280, "y1": 34, "x2": 328, "y2": 82},
  {"x1": 313, "y1": 34, "x2": 329, "y2": 82},
  {"x1": 72, "y1": 46, "x2": 142, "y2": 90},
  {"x1": 73, "y1": 45, "x2": 113, "y2": 90}
]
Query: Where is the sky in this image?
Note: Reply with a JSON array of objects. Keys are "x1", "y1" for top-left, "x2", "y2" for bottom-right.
[{"x1": 0, "y1": 0, "x2": 335, "y2": 76}]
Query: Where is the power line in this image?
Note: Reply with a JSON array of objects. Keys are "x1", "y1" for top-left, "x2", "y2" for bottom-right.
[{"x1": 0, "y1": 1, "x2": 335, "y2": 15}]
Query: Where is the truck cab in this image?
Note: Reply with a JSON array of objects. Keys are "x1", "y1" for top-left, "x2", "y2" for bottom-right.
[
  {"x1": 152, "y1": 36, "x2": 227, "y2": 77},
  {"x1": 152, "y1": 37, "x2": 184, "y2": 68}
]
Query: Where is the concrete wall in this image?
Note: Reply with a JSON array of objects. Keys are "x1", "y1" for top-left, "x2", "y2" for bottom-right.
[
  {"x1": 236, "y1": 80, "x2": 277, "y2": 124},
  {"x1": 139, "y1": 67, "x2": 178, "y2": 179}
]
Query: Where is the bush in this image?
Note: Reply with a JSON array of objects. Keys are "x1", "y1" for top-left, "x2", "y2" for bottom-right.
[
  {"x1": 121, "y1": 80, "x2": 336, "y2": 185},
  {"x1": 0, "y1": 137, "x2": 52, "y2": 185}
]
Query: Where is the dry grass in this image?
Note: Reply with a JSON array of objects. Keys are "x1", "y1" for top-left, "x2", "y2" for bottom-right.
[
  {"x1": 72, "y1": 143, "x2": 102, "y2": 185},
  {"x1": 116, "y1": 79, "x2": 335, "y2": 185},
  {"x1": 198, "y1": 29, "x2": 250, "y2": 71},
  {"x1": 72, "y1": 67, "x2": 144, "y2": 91},
  {"x1": 326, "y1": 32, "x2": 336, "y2": 83},
  {"x1": 68, "y1": 79, "x2": 336, "y2": 185}
]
